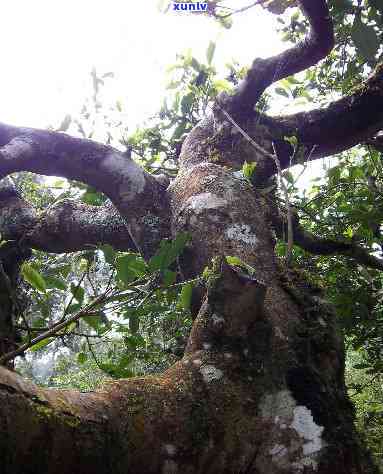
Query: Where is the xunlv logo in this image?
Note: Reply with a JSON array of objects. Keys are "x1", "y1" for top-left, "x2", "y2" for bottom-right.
[{"x1": 173, "y1": 2, "x2": 208, "y2": 12}]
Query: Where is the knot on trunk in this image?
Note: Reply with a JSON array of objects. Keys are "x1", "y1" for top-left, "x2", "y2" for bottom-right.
[{"x1": 185, "y1": 258, "x2": 267, "y2": 355}]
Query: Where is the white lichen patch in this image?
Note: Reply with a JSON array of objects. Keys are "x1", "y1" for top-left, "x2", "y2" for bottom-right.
[
  {"x1": 163, "y1": 444, "x2": 177, "y2": 457},
  {"x1": 212, "y1": 313, "x2": 225, "y2": 326},
  {"x1": 101, "y1": 152, "x2": 146, "y2": 201},
  {"x1": 200, "y1": 365, "x2": 224, "y2": 383},
  {"x1": 259, "y1": 390, "x2": 325, "y2": 472},
  {"x1": 185, "y1": 193, "x2": 227, "y2": 215},
  {"x1": 291, "y1": 406, "x2": 325, "y2": 456},
  {"x1": 226, "y1": 224, "x2": 258, "y2": 245}
]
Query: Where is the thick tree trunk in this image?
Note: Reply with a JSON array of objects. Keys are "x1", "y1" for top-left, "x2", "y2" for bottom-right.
[{"x1": 0, "y1": 133, "x2": 377, "y2": 473}]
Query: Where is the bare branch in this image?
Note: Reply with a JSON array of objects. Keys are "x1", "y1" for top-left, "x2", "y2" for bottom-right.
[
  {"x1": 275, "y1": 63, "x2": 383, "y2": 166},
  {"x1": 0, "y1": 123, "x2": 171, "y2": 258},
  {"x1": 272, "y1": 208, "x2": 383, "y2": 271},
  {"x1": 0, "y1": 185, "x2": 136, "y2": 253},
  {"x1": 219, "y1": 0, "x2": 334, "y2": 119}
]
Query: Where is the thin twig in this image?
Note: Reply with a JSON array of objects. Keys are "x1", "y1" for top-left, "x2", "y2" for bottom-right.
[{"x1": 217, "y1": 0, "x2": 264, "y2": 19}]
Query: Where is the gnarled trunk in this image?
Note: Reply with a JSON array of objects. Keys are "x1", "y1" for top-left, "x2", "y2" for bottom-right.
[{"x1": 0, "y1": 135, "x2": 377, "y2": 473}]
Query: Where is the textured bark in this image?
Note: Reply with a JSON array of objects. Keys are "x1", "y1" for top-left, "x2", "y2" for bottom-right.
[
  {"x1": 0, "y1": 218, "x2": 376, "y2": 473},
  {"x1": 0, "y1": 123, "x2": 171, "y2": 258},
  {"x1": 0, "y1": 185, "x2": 135, "y2": 253},
  {"x1": 0, "y1": 114, "x2": 378, "y2": 473}
]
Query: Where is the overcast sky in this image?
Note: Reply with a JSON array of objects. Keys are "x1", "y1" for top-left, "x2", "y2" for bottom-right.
[
  {"x1": 0, "y1": 0, "x2": 284, "y2": 129},
  {"x1": 0, "y1": 0, "x2": 333, "y2": 190}
]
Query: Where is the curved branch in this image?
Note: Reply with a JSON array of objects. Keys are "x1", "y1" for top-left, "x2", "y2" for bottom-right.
[
  {"x1": 220, "y1": 0, "x2": 334, "y2": 119},
  {"x1": 276, "y1": 63, "x2": 383, "y2": 166},
  {"x1": 0, "y1": 185, "x2": 135, "y2": 253},
  {"x1": 0, "y1": 123, "x2": 171, "y2": 258},
  {"x1": 273, "y1": 209, "x2": 383, "y2": 271}
]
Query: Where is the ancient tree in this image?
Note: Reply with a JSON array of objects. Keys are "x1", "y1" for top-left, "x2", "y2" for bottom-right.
[{"x1": 0, "y1": 1, "x2": 382, "y2": 473}]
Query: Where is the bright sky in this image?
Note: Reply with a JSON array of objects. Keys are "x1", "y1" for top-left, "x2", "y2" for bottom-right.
[
  {"x1": 0, "y1": 0, "x2": 284, "y2": 130},
  {"x1": 0, "y1": 0, "x2": 333, "y2": 193}
]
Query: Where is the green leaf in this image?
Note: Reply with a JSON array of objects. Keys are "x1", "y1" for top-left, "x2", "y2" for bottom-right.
[
  {"x1": 77, "y1": 352, "x2": 88, "y2": 364},
  {"x1": 148, "y1": 233, "x2": 190, "y2": 272},
  {"x1": 129, "y1": 314, "x2": 140, "y2": 334},
  {"x1": 181, "y1": 93, "x2": 194, "y2": 115},
  {"x1": 116, "y1": 253, "x2": 147, "y2": 283},
  {"x1": 122, "y1": 334, "x2": 146, "y2": 353},
  {"x1": 163, "y1": 270, "x2": 177, "y2": 286},
  {"x1": 351, "y1": 17, "x2": 379, "y2": 61},
  {"x1": 206, "y1": 41, "x2": 216, "y2": 65},
  {"x1": 21, "y1": 263, "x2": 46, "y2": 293},
  {"x1": 284, "y1": 135, "x2": 298, "y2": 147},
  {"x1": 282, "y1": 170, "x2": 295, "y2": 185},
  {"x1": 177, "y1": 282, "x2": 194, "y2": 310},
  {"x1": 30, "y1": 337, "x2": 54, "y2": 352},
  {"x1": 242, "y1": 161, "x2": 257, "y2": 180},
  {"x1": 190, "y1": 57, "x2": 201, "y2": 72},
  {"x1": 66, "y1": 303, "x2": 82, "y2": 314},
  {"x1": 83, "y1": 311, "x2": 108, "y2": 332},
  {"x1": 327, "y1": 166, "x2": 341, "y2": 181},
  {"x1": 70, "y1": 283, "x2": 85, "y2": 304},
  {"x1": 172, "y1": 121, "x2": 187, "y2": 140},
  {"x1": 45, "y1": 276, "x2": 67, "y2": 291},
  {"x1": 101, "y1": 244, "x2": 116, "y2": 265},
  {"x1": 225, "y1": 256, "x2": 256, "y2": 275},
  {"x1": 81, "y1": 190, "x2": 104, "y2": 206},
  {"x1": 275, "y1": 87, "x2": 290, "y2": 98},
  {"x1": 226, "y1": 256, "x2": 243, "y2": 266},
  {"x1": 212, "y1": 79, "x2": 232, "y2": 93},
  {"x1": 55, "y1": 264, "x2": 72, "y2": 278}
]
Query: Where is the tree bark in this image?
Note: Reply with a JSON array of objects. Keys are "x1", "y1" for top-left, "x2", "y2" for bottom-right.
[{"x1": 0, "y1": 124, "x2": 378, "y2": 472}]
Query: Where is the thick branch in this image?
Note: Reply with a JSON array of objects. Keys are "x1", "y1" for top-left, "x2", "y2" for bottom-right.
[
  {"x1": 273, "y1": 209, "x2": 383, "y2": 271},
  {"x1": 0, "y1": 123, "x2": 171, "y2": 258},
  {"x1": 220, "y1": 0, "x2": 334, "y2": 119},
  {"x1": 276, "y1": 63, "x2": 383, "y2": 166},
  {"x1": 0, "y1": 185, "x2": 135, "y2": 253}
]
